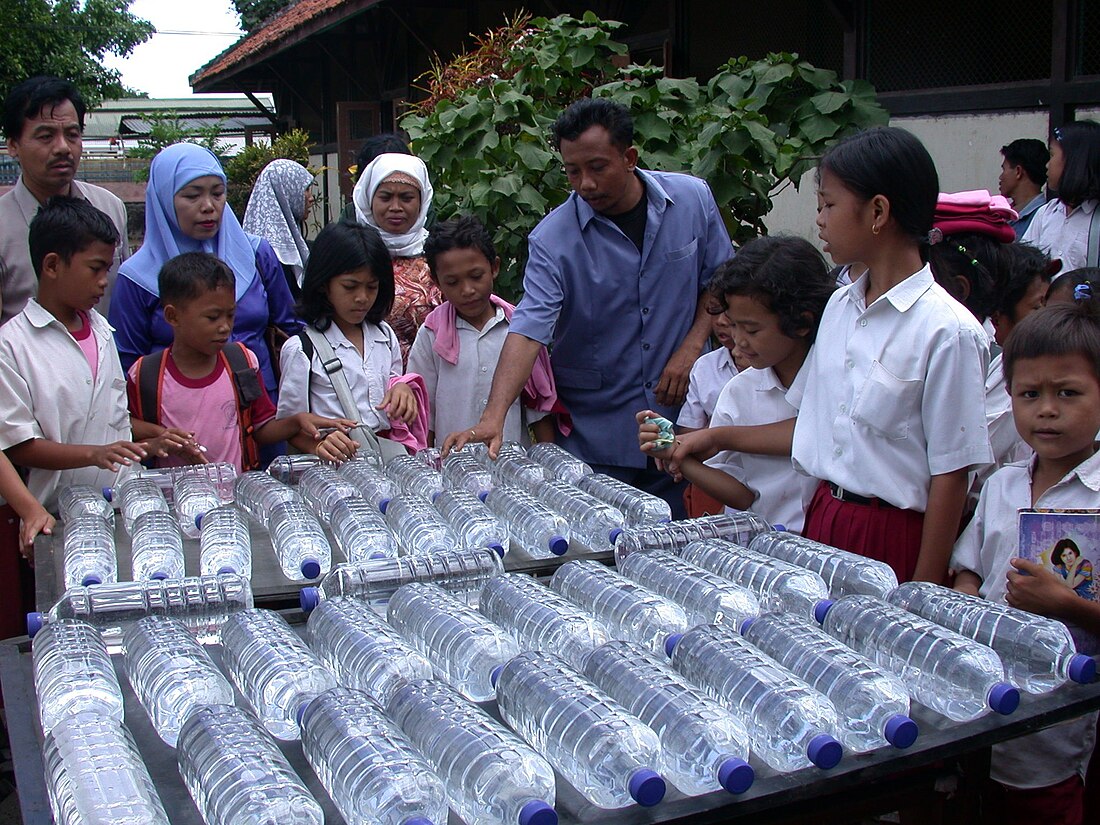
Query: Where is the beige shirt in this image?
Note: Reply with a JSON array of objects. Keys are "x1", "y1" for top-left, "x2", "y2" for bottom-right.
[{"x1": 0, "y1": 177, "x2": 130, "y2": 325}]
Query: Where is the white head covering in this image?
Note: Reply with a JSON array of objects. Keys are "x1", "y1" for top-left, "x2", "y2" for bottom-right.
[
  {"x1": 352, "y1": 152, "x2": 434, "y2": 257},
  {"x1": 242, "y1": 159, "x2": 314, "y2": 285}
]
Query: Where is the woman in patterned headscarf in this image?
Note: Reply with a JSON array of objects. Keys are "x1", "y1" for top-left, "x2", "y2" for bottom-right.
[{"x1": 243, "y1": 159, "x2": 315, "y2": 299}]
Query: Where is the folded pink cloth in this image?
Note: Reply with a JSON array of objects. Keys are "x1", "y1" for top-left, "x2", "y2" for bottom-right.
[
  {"x1": 379, "y1": 373, "x2": 429, "y2": 453},
  {"x1": 934, "y1": 189, "x2": 1018, "y2": 243}
]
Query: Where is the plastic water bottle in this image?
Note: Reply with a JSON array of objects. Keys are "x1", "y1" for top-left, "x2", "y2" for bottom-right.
[
  {"x1": 584, "y1": 640, "x2": 754, "y2": 796},
  {"x1": 388, "y1": 679, "x2": 558, "y2": 825},
  {"x1": 299, "y1": 547, "x2": 504, "y2": 614},
  {"x1": 28, "y1": 573, "x2": 253, "y2": 651},
  {"x1": 62, "y1": 514, "x2": 117, "y2": 588},
  {"x1": 416, "y1": 446, "x2": 443, "y2": 470},
  {"x1": 749, "y1": 531, "x2": 899, "y2": 599},
  {"x1": 385, "y1": 454, "x2": 444, "y2": 501},
  {"x1": 387, "y1": 582, "x2": 520, "y2": 701},
  {"x1": 298, "y1": 464, "x2": 361, "y2": 525},
  {"x1": 617, "y1": 550, "x2": 760, "y2": 629},
  {"x1": 496, "y1": 651, "x2": 666, "y2": 809},
  {"x1": 486, "y1": 450, "x2": 548, "y2": 490},
  {"x1": 32, "y1": 619, "x2": 123, "y2": 735},
  {"x1": 43, "y1": 713, "x2": 168, "y2": 825},
  {"x1": 339, "y1": 458, "x2": 397, "y2": 512},
  {"x1": 818, "y1": 595, "x2": 1020, "y2": 721},
  {"x1": 479, "y1": 574, "x2": 610, "y2": 671},
  {"x1": 329, "y1": 496, "x2": 395, "y2": 562},
  {"x1": 549, "y1": 560, "x2": 688, "y2": 656},
  {"x1": 298, "y1": 687, "x2": 448, "y2": 825},
  {"x1": 669, "y1": 623, "x2": 843, "y2": 772},
  {"x1": 266, "y1": 453, "x2": 325, "y2": 484},
  {"x1": 433, "y1": 487, "x2": 508, "y2": 557},
  {"x1": 173, "y1": 474, "x2": 220, "y2": 539},
  {"x1": 177, "y1": 703, "x2": 323, "y2": 825},
  {"x1": 441, "y1": 449, "x2": 494, "y2": 498},
  {"x1": 121, "y1": 615, "x2": 235, "y2": 746},
  {"x1": 576, "y1": 473, "x2": 671, "y2": 527},
  {"x1": 483, "y1": 486, "x2": 570, "y2": 558},
  {"x1": 130, "y1": 510, "x2": 185, "y2": 581},
  {"x1": 109, "y1": 476, "x2": 170, "y2": 533},
  {"x1": 58, "y1": 484, "x2": 114, "y2": 526},
  {"x1": 613, "y1": 512, "x2": 774, "y2": 564},
  {"x1": 233, "y1": 470, "x2": 301, "y2": 527},
  {"x1": 740, "y1": 613, "x2": 918, "y2": 752},
  {"x1": 527, "y1": 442, "x2": 592, "y2": 484},
  {"x1": 197, "y1": 505, "x2": 252, "y2": 577},
  {"x1": 680, "y1": 539, "x2": 830, "y2": 619},
  {"x1": 219, "y1": 608, "x2": 338, "y2": 739},
  {"x1": 536, "y1": 480, "x2": 624, "y2": 550},
  {"x1": 886, "y1": 581, "x2": 1097, "y2": 693},
  {"x1": 266, "y1": 500, "x2": 331, "y2": 580},
  {"x1": 135, "y1": 462, "x2": 238, "y2": 503},
  {"x1": 305, "y1": 596, "x2": 433, "y2": 703},
  {"x1": 383, "y1": 494, "x2": 462, "y2": 556}
]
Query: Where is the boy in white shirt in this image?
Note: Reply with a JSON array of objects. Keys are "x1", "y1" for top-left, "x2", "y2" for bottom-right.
[{"x1": 676, "y1": 308, "x2": 740, "y2": 431}]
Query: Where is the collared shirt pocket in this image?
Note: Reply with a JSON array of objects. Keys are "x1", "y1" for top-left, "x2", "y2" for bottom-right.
[
  {"x1": 851, "y1": 360, "x2": 922, "y2": 441},
  {"x1": 665, "y1": 238, "x2": 699, "y2": 262},
  {"x1": 553, "y1": 366, "x2": 602, "y2": 390}
]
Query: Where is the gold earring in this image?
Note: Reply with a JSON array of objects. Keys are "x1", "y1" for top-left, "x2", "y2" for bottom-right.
[{"x1": 871, "y1": 223, "x2": 880, "y2": 236}]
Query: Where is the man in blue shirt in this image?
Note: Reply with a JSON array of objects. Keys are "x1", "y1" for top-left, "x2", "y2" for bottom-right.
[
  {"x1": 998, "y1": 138, "x2": 1048, "y2": 239},
  {"x1": 445, "y1": 98, "x2": 733, "y2": 516}
]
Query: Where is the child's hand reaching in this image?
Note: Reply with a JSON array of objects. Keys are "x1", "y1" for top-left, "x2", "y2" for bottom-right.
[
  {"x1": 144, "y1": 428, "x2": 207, "y2": 463},
  {"x1": 90, "y1": 441, "x2": 147, "y2": 472},
  {"x1": 378, "y1": 382, "x2": 418, "y2": 424},
  {"x1": 1005, "y1": 557, "x2": 1080, "y2": 620},
  {"x1": 635, "y1": 409, "x2": 717, "y2": 478},
  {"x1": 19, "y1": 507, "x2": 54, "y2": 562},
  {"x1": 295, "y1": 414, "x2": 358, "y2": 442},
  {"x1": 316, "y1": 430, "x2": 359, "y2": 463}
]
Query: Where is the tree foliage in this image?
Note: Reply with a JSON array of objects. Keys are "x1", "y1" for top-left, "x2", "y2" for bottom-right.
[
  {"x1": 401, "y1": 12, "x2": 888, "y2": 297},
  {"x1": 127, "y1": 111, "x2": 231, "y2": 182},
  {"x1": 231, "y1": 0, "x2": 292, "y2": 33}
]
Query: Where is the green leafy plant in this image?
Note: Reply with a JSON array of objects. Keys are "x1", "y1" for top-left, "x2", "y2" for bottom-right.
[
  {"x1": 127, "y1": 111, "x2": 230, "y2": 182},
  {"x1": 222, "y1": 129, "x2": 315, "y2": 219}
]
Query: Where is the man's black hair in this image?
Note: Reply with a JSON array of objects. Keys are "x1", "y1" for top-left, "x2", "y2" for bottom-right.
[
  {"x1": 354, "y1": 133, "x2": 411, "y2": 182},
  {"x1": 158, "y1": 252, "x2": 235, "y2": 306},
  {"x1": 1000, "y1": 138, "x2": 1049, "y2": 187},
  {"x1": 550, "y1": 98, "x2": 633, "y2": 151},
  {"x1": 3, "y1": 76, "x2": 86, "y2": 140},
  {"x1": 27, "y1": 196, "x2": 118, "y2": 279},
  {"x1": 423, "y1": 215, "x2": 497, "y2": 281}
]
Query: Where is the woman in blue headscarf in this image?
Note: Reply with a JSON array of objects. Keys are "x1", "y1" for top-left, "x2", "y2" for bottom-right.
[{"x1": 110, "y1": 143, "x2": 300, "y2": 396}]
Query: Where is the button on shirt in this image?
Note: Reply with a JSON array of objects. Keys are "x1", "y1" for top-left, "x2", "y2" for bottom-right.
[
  {"x1": 509, "y1": 169, "x2": 733, "y2": 467},
  {"x1": 1021, "y1": 197, "x2": 1099, "y2": 273},
  {"x1": 677, "y1": 346, "x2": 738, "y2": 429}
]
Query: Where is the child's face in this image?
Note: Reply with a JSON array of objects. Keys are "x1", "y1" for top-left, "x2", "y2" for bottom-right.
[
  {"x1": 991, "y1": 275, "x2": 1049, "y2": 347},
  {"x1": 325, "y1": 267, "x2": 380, "y2": 331},
  {"x1": 816, "y1": 168, "x2": 872, "y2": 266},
  {"x1": 48, "y1": 240, "x2": 115, "y2": 313},
  {"x1": 1011, "y1": 353, "x2": 1100, "y2": 469},
  {"x1": 1047, "y1": 141, "x2": 1065, "y2": 192},
  {"x1": 164, "y1": 285, "x2": 236, "y2": 357},
  {"x1": 711, "y1": 310, "x2": 735, "y2": 351},
  {"x1": 725, "y1": 294, "x2": 808, "y2": 380},
  {"x1": 434, "y1": 247, "x2": 499, "y2": 328}
]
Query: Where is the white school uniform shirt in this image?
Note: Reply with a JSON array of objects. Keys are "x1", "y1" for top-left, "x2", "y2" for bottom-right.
[
  {"x1": 950, "y1": 450, "x2": 1100, "y2": 789},
  {"x1": 677, "y1": 347, "x2": 738, "y2": 428},
  {"x1": 789, "y1": 265, "x2": 993, "y2": 512},
  {"x1": 277, "y1": 320, "x2": 401, "y2": 432},
  {"x1": 709, "y1": 365, "x2": 813, "y2": 533},
  {"x1": 0, "y1": 300, "x2": 131, "y2": 512},
  {"x1": 1021, "y1": 198, "x2": 1098, "y2": 275},
  {"x1": 973, "y1": 352, "x2": 1030, "y2": 495}
]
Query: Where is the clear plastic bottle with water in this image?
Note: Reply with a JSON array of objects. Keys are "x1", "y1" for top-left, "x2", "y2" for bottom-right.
[
  {"x1": 584, "y1": 640, "x2": 754, "y2": 797},
  {"x1": 886, "y1": 581, "x2": 1097, "y2": 693},
  {"x1": 28, "y1": 573, "x2": 253, "y2": 650},
  {"x1": 299, "y1": 548, "x2": 504, "y2": 614},
  {"x1": 305, "y1": 596, "x2": 433, "y2": 703},
  {"x1": 740, "y1": 613, "x2": 918, "y2": 752},
  {"x1": 62, "y1": 514, "x2": 117, "y2": 588},
  {"x1": 388, "y1": 582, "x2": 520, "y2": 701},
  {"x1": 298, "y1": 464, "x2": 362, "y2": 525},
  {"x1": 681, "y1": 539, "x2": 831, "y2": 619},
  {"x1": 177, "y1": 703, "x2": 323, "y2": 825},
  {"x1": 299, "y1": 686, "x2": 448, "y2": 825},
  {"x1": 110, "y1": 476, "x2": 170, "y2": 534},
  {"x1": 122, "y1": 615, "x2": 235, "y2": 747},
  {"x1": 549, "y1": 560, "x2": 688, "y2": 657},
  {"x1": 496, "y1": 651, "x2": 667, "y2": 809},
  {"x1": 266, "y1": 453, "x2": 325, "y2": 484},
  {"x1": 385, "y1": 454, "x2": 444, "y2": 501},
  {"x1": 43, "y1": 713, "x2": 168, "y2": 825},
  {"x1": 576, "y1": 473, "x2": 671, "y2": 527},
  {"x1": 32, "y1": 619, "x2": 123, "y2": 735},
  {"x1": 173, "y1": 474, "x2": 220, "y2": 539},
  {"x1": 479, "y1": 574, "x2": 610, "y2": 671},
  {"x1": 219, "y1": 608, "x2": 338, "y2": 740},
  {"x1": 233, "y1": 471, "x2": 301, "y2": 527},
  {"x1": 433, "y1": 487, "x2": 508, "y2": 557},
  {"x1": 197, "y1": 505, "x2": 252, "y2": 577},
  {"x1": 483, "y1": 486, "x2": 570, "y2": 558},
  {"x1": 617, "y1": 550, "x2": 760, "y2": 630},
  {"x1": 266, "y1": 500, "x2": 331, "y2": 581},
  {"x1": 415, "y1": 446, "x2": 443, "y2": 470},
  {"x1": 130, "y1": 510, "x2": 185, "y2": 581},
  {"x1": 135, "y1": 462, "x2": 238, "y2": 503},
  {"x1": 612, "y1": 512, "x2": 774, "y2": 564},
  {"x1": 329, "y1": 496, "x2": 395, "y2": 562},
  {"x1": 388, "y1": 679, "x2": 559, "y2": 825},
  {"x1": 818, "y1": 595, "x2": 1020, "y2": 721},
  {"x1": 749, "y1": 531, "x2": 899, "y2": 599},
  {"x1": 536, "y1": 480, "x2": 624, "y2": 550},
  {"x1": 59, "y1": 484, "x2": 114, "y2": 526},
  {"x1": 527, "y1": 443, "x2": 592, "y2": 484},
  {"x1": 669, "y1": 623, "x2": 844, "y2": 772},
  {"x1": 486, "y1": 450, "x2": 548, "y2": 491},
  {"x1": 339, "y1": 458, "x2": 397, "y2": 512},
  {"x1": 383, "y1": 494, "x2": 462, "y2": 556},
  {"x1": 441, "y1": 450, "x2": 494, "y2": 498}
]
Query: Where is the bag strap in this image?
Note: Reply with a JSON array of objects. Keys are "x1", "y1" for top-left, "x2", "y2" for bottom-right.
[
  {"x1": 1087, "y1": 206, "x2": 1100, "y2": 269},
  {"x1": 220, "y1": 343, "x2": 262, "y2": 470},
  {"x1": 135, "y1": 349, "x2": 168, "y2": 426},
  {"x1": 301, "y1": 326, "x2": 384, "y2": 458}
]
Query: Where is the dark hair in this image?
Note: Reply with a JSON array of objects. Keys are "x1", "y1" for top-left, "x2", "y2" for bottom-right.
[
  {"x1": 423, "y1": 215, "x2": 497, "y2": 281},
  {"x1": 354, "y1": 133, "x2": 411, "y2": 182},
  {"x1": 992, "y1": 243, "x2": 1053, "y2": 320},
  {"x1": 158, "y1": 252, "x2": 234, "y2": 306},
  {"x1": 1000, "y1": 139, "x2": 1049, "y2": 187},
  {"x1": 818, "y1": 126, "x2": 939, "y2": 244},
  {"x1": 1052, "y1": 538, "x2": 1082, "y2": 566},
  {"x1": 707, "y1": 235, "x2": 835, "y2": 343},
  {"x1": 27, "y1": 196, "x2": 119, "y2": 279},
  {"x1": 3, "y1": 76, "x2": 86, "y2": 140},
  {"x1": 1045, "y1": 267, "x2": 1100, "y2": 305},
  {"x1": 1003, "y1": 301, "x2": 1100, "y2": 388},
  {"x1": 298, "y1": 219, "x2": 394, "y2": 330},
  {"x1": 550, "y1": 98, "x2": 633, "y2": 151},
  {"x1": 929, "y1": 233, "x2": 1003, "y2": 321},
  {"x1": 1053, "y1": 121, "x2": 1100, "y2": 207}
]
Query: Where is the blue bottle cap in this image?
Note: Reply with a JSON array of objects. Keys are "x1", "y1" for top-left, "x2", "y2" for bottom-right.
[
  {"x1": 195, "y1": 513, "x2": 205, "y2": 530},
  {"x1": 627, "y1": 768, "x2": 665, "y2": 807},
  {"x1": 883, "y1": 714, "x2": 919, "y2": 749},
  {"x1": 608, "y1": 528, "x2": 623, "y2": 544},
  {"x1": 295, "y1": 700, "x2": 312, "y2": 726},
  {"x1": 807, "y1": 734, "x2": 842, "y2": 769},
  {"x1": 150, "y1": 572, "x2": 168, "y2": 581},
  {"x1": 549, "y1": 536, "x2": 568, "y2": 556},
  {"x1": 478, "y1": 490, "x2": 489, "y2": 503},
  {"x1": 81, "y1": 574, "x2": 102, "y2": 587},
  {"x1": 813, "y1": 599, "x2": 835, "y2": 624},
  {"x1": 518, "y1": 799, "x2": 557, "y2": 825},
  {"x1": 26, "y1": 612, "x2": 44, "y2": 637},
  {"x1": 301, "y1": 558, "x2": 322, "y2": 580},
  {"x1": 429, "y1": 490, "x2": 441, "y2": 503},
  {"x1": 101, "y1": 487, "x2": 113, "y2": 502},
  {"x1": 657, "y1": 517, "x2": 672, "y2": 524},
  {"x1": 664, "y1": 633, "x2": 683, "y2": 657},
  {"x1": 379, "y1": 498, "x2": 391, "y2": 514},
  {"x1": 490, "y1": 664, "x2": 504, "y2": 687},
  {"x1": 718, "y1": 757, "x2": 754, "y2": 794},
  {"x1": 403, "y1": 820, "x2": 435, "y2": 825},
  {"x1": 489, "y1": 543, "x2": 505, "y2": 558},
  {"x1": 369, "y1": 551, "x2": 389, "y2": 560},
  {"x1": 1068, "y1": 653, "x2": 1097, "y2": 684},
  {"x1": 300, "y1": 586, "x2": 321, "y2": 612},
  {"x1": 773, "y1": 524, "x2": 787, "y2": 532},
  {"x1": 218, "y1": 566, "x2": 237, "y2": 575},
  {"x1": 988, "y1": 683, "x2": 1020, "y2": 715},
  {"x1": 739, "y1": 617, "x2": 756, "y2": 636}
]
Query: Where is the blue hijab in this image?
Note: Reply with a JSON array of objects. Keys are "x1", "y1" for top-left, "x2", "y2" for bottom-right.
[{"x1": 119, "y1": 143, "x2": 257, "y2": 299}]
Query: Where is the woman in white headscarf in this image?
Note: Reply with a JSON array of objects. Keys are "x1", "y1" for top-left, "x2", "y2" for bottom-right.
[
  {"x1": 352, "y1": 152, "x2": 440, "y2": 364},
  {"x1": 243, "y1": 159, "x2": 315, "y2": 298}
]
